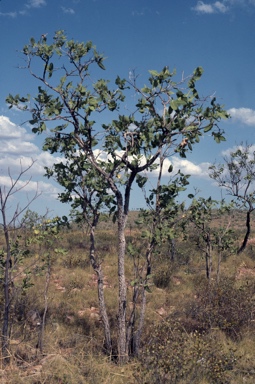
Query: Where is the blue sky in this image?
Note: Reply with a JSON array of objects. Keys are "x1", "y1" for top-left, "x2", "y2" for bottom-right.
[{"x1": 0, "y1": 0, "x2": 255, "y2": 218}]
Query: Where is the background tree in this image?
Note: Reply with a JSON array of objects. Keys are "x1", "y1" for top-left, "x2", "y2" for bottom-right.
[
  {"x1": 129, "y1": 154, "x2": 189, "y2": 355},
  {"x1": 188, "y1": 197, "x2": 234, "y2": 281},
  {"x1": 209, "y1": 143, "x2": 255, "y2": 254},
  {"x1": 30, "y1": 216, "x2": 67, "y2": 354},
  {"x1": 7, "y1": 31, "x2": 228, "y2": 363},
  {"x1": 0, "y1": 161, "x2": 39, "y2": 364}
]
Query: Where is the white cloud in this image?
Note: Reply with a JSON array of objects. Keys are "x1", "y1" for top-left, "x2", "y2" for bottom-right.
[
  {"x1": 193, "y1": 1, "x2": 228, "y2": 13},
  {"x1": 215, "y1": 1, "x2": 229, "y2": 11},
  {"x1": 227, "y1": 108, "x2": 255, "y2": 126},
  {"x1": 171, "y1": 157, "x2": 211, "y2": 178},
  {"x1": 0, "y1": 116, "x2": 33, "y2": 139},
  {"x1": 222, "y1": 143, "x2": 255, "y2": 157},
  {"x1": 193, "y1": 0, "x2": 255, "y2": 14},
  {"x1": 193, "y1": 1, "x2": 215, "y2": 13},
  {"x1": 0, "y1": 12, "x2": 17, "y2": 18},
  {"x1": 0, "y1": 116, "x2": 38, "y2": 156},
  {"x1": 152, "y1": 157, "x2": 210, "y2": 178},
  {"x1": 61, "y1": 7, "x2": 75, "y2": 14},
  {"x1": 1, "y1": 141, "x2": 38, "y2": 154},
  {"x1": 93, "y1": 148, "x2": 210, "y2": 179},
  {"x1": 0, "y1": 116, "x2": 63, "y2": 202},
  {"x1": 26, "y1": 0, "x2": 46, "y2": 8}
]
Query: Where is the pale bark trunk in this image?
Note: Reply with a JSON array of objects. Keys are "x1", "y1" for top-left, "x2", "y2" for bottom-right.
[
  {"x1": 97, "y1": 266, "x2": 112, "y2": 354},
  {"x1": 1, "y1": 204, "x2": 11, "y2": 364},
  {"x1": 133, "y1": 287, "x2": 146, "y2": 356},
  {"x1": 117, "y1": 205, "x2": 128, "y2": 363},
  {"x1": 126, "y1": 285, "x2": 138, "y2": 356},
  {"x1": 89, "y1": 217, "x2": 112, "y2": 355}
]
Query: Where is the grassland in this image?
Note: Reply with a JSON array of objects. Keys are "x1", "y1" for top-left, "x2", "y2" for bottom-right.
[{"x1": 0, "y1": 211, "x2": 255, "y2": 383}]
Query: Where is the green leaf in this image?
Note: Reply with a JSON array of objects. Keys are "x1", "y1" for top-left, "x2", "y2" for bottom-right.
[
  {"x1": 141, "y1": 230, "x2": 150, "y2": 239},
  {"x1": 170, "y1": 100, "x2": 178, "y2": 111},
  {"x1": 149, "y1": 70, "x2": 159, "y2": 77},
  {"x1": 136, "y1": 175, "x2": 148, "y2": 188},
  {"x1": 144, "y1": 285, "x2": 152, "y2": 293},
  {"x1": 130, "y1": 279, "x2": 139, "y2": 287},
  {"x1": 97, "y1": 60, "x2": 105, "y2": 70},
  {"x1": 203, "y1": 123, "x2": 213, "y2": 133}
]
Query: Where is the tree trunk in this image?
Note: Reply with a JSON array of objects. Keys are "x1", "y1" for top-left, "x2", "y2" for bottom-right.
[
  {"x1": 97, "y1": 265, "x2": 112, "y2": 355},
  {"x1": 126, "y1": 285, "x2": 138, "y2": 356},
  {"x1": 237, "y1": 210, "x2": 251, "y2": 254},
  {"x1": 1, "y1": 206, "x2": 12, "y2": 364},
  {"x1": 133, "y1": 286, "x2": 146, "y2": 356},
  {"x1": 2, "y1": 269, "x2": 11, "y2": 364},
  {"x1": 89, "y1": 221, "x2": 112, "y2": 355},
  {"x1": 117, "y1": 205, "x2": 128, "y2": 364},
  {"x1": 205, "y1": 234, "x2": 212, "y2": 280}
]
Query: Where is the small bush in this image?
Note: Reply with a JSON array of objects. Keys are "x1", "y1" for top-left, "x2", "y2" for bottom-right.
[
  {"x1": 139, "y1": 320, "x2": 237, "y2": 384},
  {"x1": 186, "y1": 277, "x2": 255, "y2": 339},
  {"x1": 63, "y1": 252, "x2": 89, "y2": 269},
  {"x1": 153, "y1": 264, "x2": 175, "y2": 289}
]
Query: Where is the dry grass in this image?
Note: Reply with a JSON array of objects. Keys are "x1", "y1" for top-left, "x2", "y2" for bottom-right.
[{"x1": 1, "y1": 212, "x2": 255, "y2": 383}]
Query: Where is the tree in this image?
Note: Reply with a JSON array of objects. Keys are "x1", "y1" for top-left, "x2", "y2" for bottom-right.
[
  {"x1": 6, "y1": 30, "x2": 228, "y2": 363},
  {"x1": 30, "y1": 216, "x2": 67, "y2": 354},
  {"x1": 188, "y1": 197, "x2": 234, "y2": 281},
  {"x1": 0, "y1": 161, "x2": 39, "y2": 364},
  {"x1": 130, "y1": 158, "x2": 189, "y2": 355},
  {"x1": 209, "y1": 143, "x2": 255, "y2": 254}
]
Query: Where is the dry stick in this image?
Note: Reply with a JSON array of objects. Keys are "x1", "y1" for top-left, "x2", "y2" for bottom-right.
[{"x1": 38, "y1": 255, "x2": 51, "y2": 354}]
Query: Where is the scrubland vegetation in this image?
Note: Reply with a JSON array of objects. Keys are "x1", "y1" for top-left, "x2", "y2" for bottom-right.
[
  {"x1": 2, "y1": 31, "x2": 255, "y2": 383},
  {"x1": 0, "y1": 210, "x2": 255, "y2": 384}
]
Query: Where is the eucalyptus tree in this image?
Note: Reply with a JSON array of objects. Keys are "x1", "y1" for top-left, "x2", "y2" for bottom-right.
[
  {"x1": 130, "y1": 159, "x2": 190, "y2": 355},
  {"x1": 188, "y1": 197, "x2": 235, "y2": 280},
  {"x1": 209, "y1": 143, "x2": 255, "y2": 254},
  {"x1": 6, "y1": 30, "x2": 228, "y2": 362}
]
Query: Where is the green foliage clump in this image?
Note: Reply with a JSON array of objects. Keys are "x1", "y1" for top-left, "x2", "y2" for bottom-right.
[
  {"x1": 140, "y1": 320, "x2": 237, "y2": 384},
  {"x1": 187, "y1": 277, "x2": 255, "y2": 339},
  {"x1": 153, "y1": 264, "x2": 173, "y2": 289}
]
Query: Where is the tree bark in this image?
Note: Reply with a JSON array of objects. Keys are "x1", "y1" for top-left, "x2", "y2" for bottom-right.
[
  {"x1": 1, "y1": 192, "x2": 12, "y2": 364},
  {"x1": 237, "y1": 210, "x2": 251, "y2": 254},
  {"x1": 205, "y1": 233, "x2": 212, "y2": 280},
  {"x1": 117, "y1": 204, "x2": 128, "y2": 363},
  {"x1": 89, "y1": 219, "x2": 112, "y2": 355}
]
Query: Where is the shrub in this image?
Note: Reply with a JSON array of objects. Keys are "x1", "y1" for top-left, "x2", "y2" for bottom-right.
[
  {"x1": 153, "y1": 264, "x2": 173, "y2": 289},
  {"x1": 139, "y1": 320, "x2": 237, "y2": 384},
  {"x1": 186, "y1": 277, "x2": 255, "y2": 339}
]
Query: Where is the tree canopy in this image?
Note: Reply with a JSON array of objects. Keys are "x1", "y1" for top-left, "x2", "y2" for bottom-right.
[{"x1": 6, "y1": 30, "x2": 229, "y2": 362}]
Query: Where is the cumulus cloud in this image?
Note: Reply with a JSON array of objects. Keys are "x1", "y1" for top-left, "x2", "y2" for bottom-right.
[
  {"x1": 61, "y1": 7, "x2": 75, "y2": 14},
  {"x1": 193, "y1": 0, "x2": 255, "y2": 14},
  {"x1": 0, "y1": 0, "x2": 46, "y2": 18},
  {"x1": 221, "y1": 143, "x2": 255, "y2": 157},
  {"x1": 214, "y1": 1, "x2": 229, "y2": 11},
  {"x1": 227, "y1": 108, "x2": 255, "y2": 126},
  {"x1": 193, "y1": 1, "x2": 228, "y2": 13},
  {"x1": 0, "y1": 116, "x2": 38, "y2": 155},
  {"x1": 93, "y1": 148, "x2": 210, "y2": 179},
  {"x1": 148, "y1": 156, "x2": 210, "y2": 178},
  {"x1": 0, "y1": 115, "x2": 62, "y2": 199},
  {"x1": 0, "y1": 12, "x2": 17, "y2": 18},
  {"x1": 26, "y1": 0, "x2": 46, "y2": 8},
  {"x1": 171, "y1": 157, "x2": 211, "y2": 178}
]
